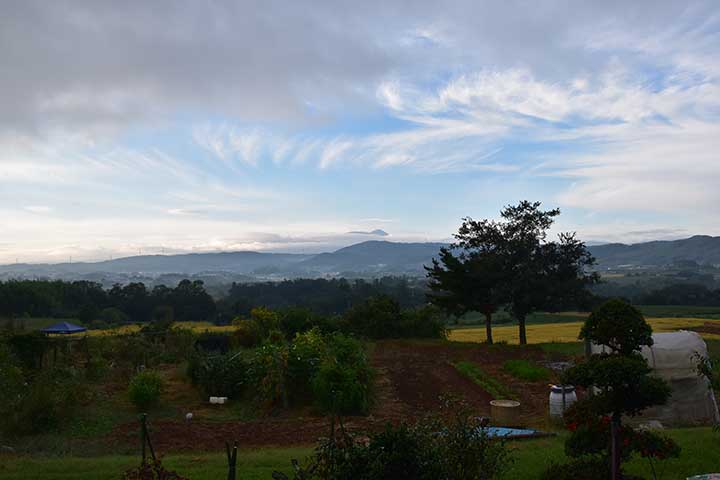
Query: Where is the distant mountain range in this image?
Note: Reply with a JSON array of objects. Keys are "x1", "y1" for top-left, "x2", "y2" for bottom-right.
[
  {"x1": 2, "y1": 236, "x2": 719, "y2": 284},
  {"x1": 588, "y1": 235, "x2": 720, "y2": 268}
]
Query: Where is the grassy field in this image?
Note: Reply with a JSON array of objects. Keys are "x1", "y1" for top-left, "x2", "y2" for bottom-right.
[
  {"x1": 637, "y1": 305, "x2": 720, "y2": 319},
  {"x1": 452, "y1": 361, "x2": 517, "y2": 400},
  {"x1": 449, "y1": 305, "x2": 720, "y2": 328},
  {"x1": 449, "y1": 317, "x2": 720, "y2": 344},
  {"x1": 2, "y1": 428, "x2": 717, "y2": 479}
]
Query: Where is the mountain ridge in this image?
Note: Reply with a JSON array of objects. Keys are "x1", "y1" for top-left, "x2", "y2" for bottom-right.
[{"x1": 2, "y1": 236, "x2": 719, "y2": 280}]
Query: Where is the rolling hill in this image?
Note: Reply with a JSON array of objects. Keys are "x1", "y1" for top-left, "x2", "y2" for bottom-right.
[{"x1": 2, "y1": 236, "x2": 719, "y2": 282}]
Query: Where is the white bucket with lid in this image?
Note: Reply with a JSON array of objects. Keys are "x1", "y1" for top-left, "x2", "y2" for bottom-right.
[{"x1": 549, "y1": 385, "x2": 576, "y2": 417}]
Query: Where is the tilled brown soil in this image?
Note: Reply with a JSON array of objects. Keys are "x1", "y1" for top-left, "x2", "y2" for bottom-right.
[{"x1": 109, "y1": 341, "x2": 559, "y2": 452}]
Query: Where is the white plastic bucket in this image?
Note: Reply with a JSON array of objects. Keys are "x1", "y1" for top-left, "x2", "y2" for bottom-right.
[{"x1": 549, "y1": 385, "x2": 576, "y2": 417}]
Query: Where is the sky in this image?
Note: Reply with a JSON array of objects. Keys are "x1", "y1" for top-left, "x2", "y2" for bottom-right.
[{"x1": 1, "y1": 0, "x2": 719, "y2": 263}]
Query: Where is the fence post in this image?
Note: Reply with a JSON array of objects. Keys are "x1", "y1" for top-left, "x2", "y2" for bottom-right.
[
  {"x1": 140, "y1": 413, "x2": 157, "y2": 464},
  {"x1": 140, "y1": 414, "x2": 147, "y2": 464},
  {"x1": 226, "y1": 441, "x2": 238, "y2": 480}
]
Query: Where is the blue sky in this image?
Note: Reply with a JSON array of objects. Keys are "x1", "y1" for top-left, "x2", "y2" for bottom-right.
[{"x1": 1, "y1": 0, "x2": 719, "y2": 262}]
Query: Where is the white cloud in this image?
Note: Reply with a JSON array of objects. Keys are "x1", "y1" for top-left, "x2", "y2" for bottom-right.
[{"x1": 24, "y1": 205, "x2": 52, "y2": 214}]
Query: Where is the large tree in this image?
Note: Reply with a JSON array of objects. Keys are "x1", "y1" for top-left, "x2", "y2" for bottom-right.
[
  {"x1": 428, "y1": 201, "x2": 597, "y2": 345},
  {"x1": 426, "y1": 223, "x2": 506, "y2": 344}
]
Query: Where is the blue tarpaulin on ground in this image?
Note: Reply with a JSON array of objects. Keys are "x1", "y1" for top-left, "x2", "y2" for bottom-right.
[
  {"x1": 483, "y1": 427, "x2": 550, "y2": 439},
  {"x1": 41, "y1": 322, "x2": 87, "y2": 334}
]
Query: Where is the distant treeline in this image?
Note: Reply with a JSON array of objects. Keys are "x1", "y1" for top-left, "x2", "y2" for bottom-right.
[
  {"x1": 0, "y1": 277, "x2": 427, "y2": 326},
  {"x1": 217, "y1": 277, "x2": 426, "y2": 319},
  {"x1": 0, "y1": 279, "x2": 216, "y2": 325},
  {"x1": 637, "y1": 283, "x2": 720, "y2": 306}
]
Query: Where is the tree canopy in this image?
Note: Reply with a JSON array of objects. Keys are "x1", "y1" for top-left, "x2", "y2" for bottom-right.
[{"x1": 426, "y1": 201, "x2": 598, "y2": 344}]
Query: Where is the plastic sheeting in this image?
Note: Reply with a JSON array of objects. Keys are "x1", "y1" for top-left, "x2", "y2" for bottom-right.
[{"x1": 592, "y1": 331, "x2": 719, "y2": 427}]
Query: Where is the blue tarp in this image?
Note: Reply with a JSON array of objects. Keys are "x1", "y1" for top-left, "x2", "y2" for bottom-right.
[
  {"x1": 41, "y1": 322, "x2": 87, "y2": 334},
  {"x1": 482, "y1": 427, "x2": 550, "y2": 439}
]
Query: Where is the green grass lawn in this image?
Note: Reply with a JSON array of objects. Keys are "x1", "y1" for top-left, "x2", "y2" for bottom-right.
[
  {"x1": 502, "y1": 359, "x2": 551, "y2": 381},
  {"x1": 0, "y1": 447, "x2": 312, "y2": 480},
  {"x1": 502, "y1": 427, "x2": 720, "y2": 479},
  {"x1": 2, "y1": 428, "x2": 717, "y2": 479}
]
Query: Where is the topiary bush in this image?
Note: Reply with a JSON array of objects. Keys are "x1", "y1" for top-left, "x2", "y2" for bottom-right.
[
  {"x1": 128, "y1": 370, "x2": 163, "y2": 410},
  {"x1": 547, "y1": 299, "x2": 679, "y2": 480}
]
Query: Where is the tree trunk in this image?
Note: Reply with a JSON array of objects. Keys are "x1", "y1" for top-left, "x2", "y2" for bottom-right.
[
  {"x1": 518, "y1": 314, "x2": 527, "y2": 345},
  {"x1": 484, "y1": 312, "x2": 493, "y2": 344}
]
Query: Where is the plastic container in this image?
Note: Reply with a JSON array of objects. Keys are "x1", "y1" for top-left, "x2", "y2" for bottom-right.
[
  {"x1": 490, "y1": 399, "x2": 521, "y2": 426},
  {"x1": 549, "y1": 385, "x2": 577, "y2": 418}
]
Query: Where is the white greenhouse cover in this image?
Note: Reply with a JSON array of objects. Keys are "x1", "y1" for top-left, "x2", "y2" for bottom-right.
[{"x1": 591, "y1": 331, "x2": 719, "y2": 426}]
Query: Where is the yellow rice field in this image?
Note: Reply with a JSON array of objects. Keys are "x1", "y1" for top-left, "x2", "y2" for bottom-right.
[
  {"x1": 87, "y1": 321, "x2": 235, "y2": 336},
  {"x1": 449, "y1": 317, "x2": 720, "y2": 344}
]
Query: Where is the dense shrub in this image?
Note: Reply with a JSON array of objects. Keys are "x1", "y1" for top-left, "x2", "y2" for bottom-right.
[
  {"x1": 342, "y1": 295, "x2": 401, "y2": 338},
  {"x1": 85, "y1": 356, "x2": 111, "y2": 381},
  {"x1": 342, "y1": 296, "x2": 446, "y2": 339},
  {"x1": 0, "y1": 343, "x2": 25, "y2": 433},
  {"x1": 194, "y1": 332, "x2": 232, "y2": 354},
  {"x1": 187, "y1": 351, "x2": 246, "y2": 398},
  {"x1": 128, "y1": 370, "x2": 164, "y2": 410},
  {"x1": 5, "y1": 332, "x2": 47, "y2": 370},
  {"x1": 250, "y1": 307, "x2": 281, "y2": 338},
  {"x1": 242, "y1": 331, "x2": 374, "y2": 413},
  {"x1": 287, "y1": 328, "x2": 327, "y2": 400},
  {"x1": 312, "y1": 333, "x2": 374, "y2": 415},
  {"x1": 313, "y1": 362, "x2": 373, "y2": 415},
  {"x1": 111, "y1": 334, "x2": 155, "y2": 375},
  {"x1": 1, "y1": 366, "x2": 86, "y2": 436},
  {"x1": 399, "y1": 305, "x2": 447, "y2": 339},
  {"x1": 276, "y1": 408, "x2": 512, "y2": 480},
  {"x1": 231, "y1": 318, "x2": 261, "y2": 348},
  {"x1": 249, "y1": 342, "x2": 290, "y2": 408},
  {"x1": 157, "y1": 328, "x2": 196, "y2": 363}
]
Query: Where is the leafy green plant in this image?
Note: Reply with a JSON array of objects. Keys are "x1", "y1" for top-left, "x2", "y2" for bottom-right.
[
  {"x1": 250, "y1": 342, "x2": 290, "y2": 409},
  {"x1": 502, "y1": 359, "x2": 550, "y2": 381},
  {"x1": 312, "y1": 362, "x2": 373, "y2": 415},
  {"x1": 452, "y1": 361, "x2": 516, "y2": 400},
  {"x1": 275, "y1": 407, "x2": 512, "y2": 480},
  {"x1": 231, "y1": 318, "x2": 261, "y2": 348},
  {"x1": 1, "y1": 365, "x2": 86, "y2": 436},
  {"x1": 287, "y1": 328, "x2": 327, "y2": 401},
  {"x1": 187, "y1": 351, "x2": 246, "y2": 398},
  {"x1": 128, "y1": 370, "x2": 163, "y2": 410}
]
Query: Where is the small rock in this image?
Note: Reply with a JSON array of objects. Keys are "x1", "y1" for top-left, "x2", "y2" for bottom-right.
[{"x1": 1, "y1": 446, "x2": 15, "y2": 454}]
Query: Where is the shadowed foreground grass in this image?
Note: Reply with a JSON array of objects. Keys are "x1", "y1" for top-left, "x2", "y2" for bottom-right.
[
  {"x1": 0, "y1": 447, "x2": 312, "y2": 480},
  {"x1": 2, "y1": 428, "x2": 717, "y2": 480},
  {"x1": 502, "y1": 427, "x2": 720, "y2": 479}
]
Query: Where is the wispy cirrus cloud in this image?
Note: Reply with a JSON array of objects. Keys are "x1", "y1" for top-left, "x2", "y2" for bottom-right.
[{"x1": 1, "y1": 0, "x2": 719, "y2": 261}]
